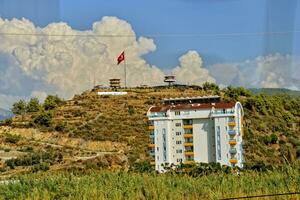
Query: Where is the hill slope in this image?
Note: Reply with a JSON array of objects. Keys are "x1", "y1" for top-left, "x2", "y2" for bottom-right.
[
  {"x1": 1, "y1": 87, "x2": 299, "y2": 175},
  {"x1": 249, "y1": 88, "x2": 300, "y2": 97}
]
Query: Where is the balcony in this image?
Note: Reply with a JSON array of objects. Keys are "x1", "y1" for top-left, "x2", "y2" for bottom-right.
[
  {"x1": 184, "y1": 133, "x2": 193, "y2": 138},
  {"x1": 183, "y1": 124, "x2": 193, "y2": 129},
  {"x1": 148, "y1": 143, "x2": 155, "y2": 148},
  {"x1": 229, "y1": 159, "x2": 238, "y2": 164},
  {"x1": 184, "y1": 143, "x2": 193, "y2": 147},
  {"x1": 229, "y1": 148, "x2": 237, "y2": 154},
  {"x1": 212, "y1": 110, "x2": 234, "y2": 115},
  {"x1": 184, "y1": 151, "x2": 194, "y2": 156},
  {"x1": 149, "y1": 113, "x2": 167, "y2": 118},
  {"x1": 228, "y1": 130, "x2": 236, "y2": 136},
  {"x1": 184, "y1": 160, "x2": 195, "y2": 165},
  {"x1": 229, "y1": 139, "x2": 237, "y2": 145},
  {"x1": 150, "y1": 161, "x2": 155, "y2": 165},
  {"x1": 228, "y1": 121, "x2": 236, "y2": 127}
]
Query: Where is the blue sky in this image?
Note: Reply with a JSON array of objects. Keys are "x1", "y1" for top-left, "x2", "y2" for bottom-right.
[{"x1": 0, "y1": 0, "x2": 299, "y2": 69}]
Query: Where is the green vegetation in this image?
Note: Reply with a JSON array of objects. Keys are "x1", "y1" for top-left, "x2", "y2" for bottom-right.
[
  {"x1": 250, "y1": 88, "x2": 300, "y2": 97},
  {"x1": 0, "y1": 164, "x2": 299, "y2": 200},
  {"x1": 4, "y1": 132, "x2": 22, "y2": 144},
  {"x1": 32, "y1": 110, "x2": 53, "y2": 127},
  {"x1": 1, "y1": 86, "x2": 300, "y2": 199},
  {"x1": 5, "y1": 150, "x2": 62, "y2": 171},
  {"x1": 6, "y1": 86, "x2": 300, "y2": 167},
  {"x1": 11, "y1": 100, "x2": 27, "y2": 115},
  {"x1": 26, "y1": 98, "x2": 41, "y2": 113},
  {"x1": 43, "y1": 95, "x2": 63, "y2": 110}
]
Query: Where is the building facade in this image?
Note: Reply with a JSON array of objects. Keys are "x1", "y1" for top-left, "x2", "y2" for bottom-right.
[{"x1": 147, "y1": 96, "x2": 244, "y2": 172}]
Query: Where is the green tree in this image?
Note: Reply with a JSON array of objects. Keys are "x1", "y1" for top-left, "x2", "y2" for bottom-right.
[
  {"x1": 26, "y1": 98, "x2": 41, "y2": 113},
  {"x1": 202, "y1": 82, "x2": 219, "y2": 91},
  {"x1": 11, "y1": 100, "x2": 27, "y2": 115},
  {"x1": 43, "y1": 95, "x2": 63, "y2": 110}
]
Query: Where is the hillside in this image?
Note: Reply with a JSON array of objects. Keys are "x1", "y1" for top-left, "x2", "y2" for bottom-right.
[
  {"x1": 0, "y1": 86, "x2": 299, "y2": 176},
  {"x1": 249, "y1": 88, "x2": 300, "y2": 97}
]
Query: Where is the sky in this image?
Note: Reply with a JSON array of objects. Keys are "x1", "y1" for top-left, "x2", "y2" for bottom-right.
[
  {"x1": 0, "y1": 0, "x2": 300, "y2": 109},
  {"x1": 1, "y1": 0, "x2": 299, "y2": 67}
]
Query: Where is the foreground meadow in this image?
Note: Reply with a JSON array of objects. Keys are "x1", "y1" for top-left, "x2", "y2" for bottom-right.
[{"x1": 0, "y1": 165, "x2": 299, "y2": 200}]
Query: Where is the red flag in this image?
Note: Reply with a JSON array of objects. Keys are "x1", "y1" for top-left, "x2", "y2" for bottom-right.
[{"x1": 117, "y1": 51, "x2": 125, "y2": 65}]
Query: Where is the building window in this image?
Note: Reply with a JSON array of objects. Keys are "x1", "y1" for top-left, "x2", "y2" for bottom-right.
[
  {"x1": 176, "y1": 132, "x2": 181, "y2": 136},
  {"x1": 175, "y1": 123, "x2": 181, "y2": 127},
  {"x1": 175, "y1": 111, "x2": 181, "y2": 116},
  {"x1": 176, "y1": 141, "x2": 182, "y2": 145},
  {"x1": 177, "y1": 159, "x2": 182, "y2": 163},
  {"x1": 176, "y1": 149, "x2": 183, "y2": 153}
]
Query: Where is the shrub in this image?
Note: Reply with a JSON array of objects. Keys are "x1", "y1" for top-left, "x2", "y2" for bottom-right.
[
  {"x1": 128, "y1": 105, "x2": 135, "y2": 115},
  {"x1": 1, "y1": 118, "x2": 12, "y2": 125},
  {"x1": 55, "y1": 121, "x2": 66, "y2": 132},
  {"x1": 33, "y1": 111, "x2": 53, "y2": 127},
  {"x1": 31, "y1": 162, "x2": 50, "y2": 173},
  {"x1": 270, "y1": 133, "x2": 278, "y2": 144},
  {"x1": 4, "y1": 133, "x2": 21, "y2": 144}
]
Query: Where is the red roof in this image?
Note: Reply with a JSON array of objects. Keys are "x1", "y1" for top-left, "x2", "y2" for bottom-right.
[{"x1": 149, "y1": 102, "x2": 235, "y2": 112}]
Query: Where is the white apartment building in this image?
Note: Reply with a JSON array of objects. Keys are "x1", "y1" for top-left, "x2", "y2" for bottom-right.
[{"x1": 147, "y1": 96, "x2": 244, "y2": 172}]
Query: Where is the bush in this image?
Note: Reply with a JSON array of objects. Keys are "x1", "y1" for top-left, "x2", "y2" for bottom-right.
[
  {"x1": 1, "y1": 118, "x2": 12, "y2": 125},
  {"x1": 270, "y1": 133, "x2": 278, "y2": 144},
  {"x1": 31, "y1": 162, "x2": 50, "y2": 173},
  {"x1": 55, "y1": 121, "x2": 66, "y2": 132},
  {"x1": 128, "y1": 105, "x2": 135, "y2": 115},
  {"x1": 129, "y1": 162, "x2": 154, "y2": 173},
  {"x1": 4, "y1": 133, "x2": 21, "y2": 144},
  {"x1": 33, "y1": 111, "x2": 53, "y2": 127}
]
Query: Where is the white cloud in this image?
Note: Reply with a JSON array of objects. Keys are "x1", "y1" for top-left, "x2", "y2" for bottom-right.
[
  {"x1": 208, "y1": 54, "x2": 300, "y2": 90},
  {"x1": 172, "y1": 50, "x2": 216, "y2": 85},
  {"x1": 0, "y1": 16, "x2": 166, "y2": 108},
  {"x1": 0, "y1": 17, "x2": 299, "y2": 109}
]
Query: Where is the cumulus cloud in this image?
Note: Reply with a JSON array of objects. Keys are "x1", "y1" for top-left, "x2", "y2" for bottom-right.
[
  {"x1": 0, "y1": 17, "x2": 165, "y2": 109},
  {"x1": 208, "y1": 54, "x2": 300, "y2": 90},
  {"x1": 172, "y1": 50, "x2": 216, "y2": 85},
  {"x1": 0, "y1": 16, "x2": 299, "y2": 109}
]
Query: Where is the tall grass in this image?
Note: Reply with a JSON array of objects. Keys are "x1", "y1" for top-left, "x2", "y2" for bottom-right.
[{"x1": 0, "y1": 166, "x2": 299, "y2": 200}]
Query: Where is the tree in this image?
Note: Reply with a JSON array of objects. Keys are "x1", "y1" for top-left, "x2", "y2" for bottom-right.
[
  {"x1": 202, "y1": 82, "x2": 219, "y2": 91},
  {"x1": 26, "y1": 98, "x2": 41, "y2": 113},
  {"x1": 11, "y1": 100, "x2": 27, "y2": 115},
  {"x1": 43, "y1": 95, "x2": 63, "y2": 110}
]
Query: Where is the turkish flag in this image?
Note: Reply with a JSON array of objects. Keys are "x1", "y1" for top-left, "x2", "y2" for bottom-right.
[{"x1": 117, "y1": 51, "x2": 125, "y2": 65}]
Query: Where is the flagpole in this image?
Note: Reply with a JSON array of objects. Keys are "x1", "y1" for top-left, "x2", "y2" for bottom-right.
[{"x1": 124, "y1": 51, "x2": 127, "y2": 89}]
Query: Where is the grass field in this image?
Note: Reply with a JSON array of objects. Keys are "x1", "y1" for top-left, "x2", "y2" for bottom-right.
[{"x1": 0, "y1": 165, "x2": 299, "y2": 200}]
